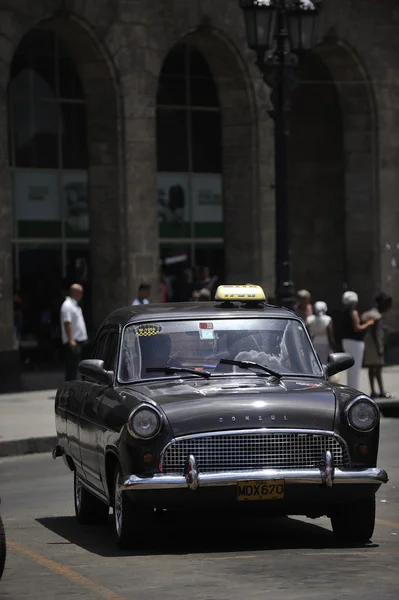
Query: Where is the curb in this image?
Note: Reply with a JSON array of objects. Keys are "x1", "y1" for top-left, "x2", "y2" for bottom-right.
[{"x1": 0, "y1": 436, "x2": 57, "y2": 459}]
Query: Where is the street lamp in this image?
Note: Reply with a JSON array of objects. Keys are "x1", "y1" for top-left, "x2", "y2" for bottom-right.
[{"x1": 239, "y1": 0, "x2": 322, "y2": 310}]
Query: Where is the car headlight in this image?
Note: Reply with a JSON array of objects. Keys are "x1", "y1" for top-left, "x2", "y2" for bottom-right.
[
  {"x1": 346, "y1": 397, "x2": 379, "y2": 432},
  {"x1": 127, "y1": 405, "x2": 162, "y2": 439}
]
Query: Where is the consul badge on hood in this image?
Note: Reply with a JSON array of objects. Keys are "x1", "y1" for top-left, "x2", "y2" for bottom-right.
[{"x1": 218, "y1": 414, "x2": 288, "y2": 424}]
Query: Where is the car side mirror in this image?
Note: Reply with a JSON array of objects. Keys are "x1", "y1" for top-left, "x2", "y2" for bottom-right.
[
  {"x1": 325, "y1": 352, "x2": 354, "y2": 378},
  {"x1": 78, "y1": 359, "x2": 113, "y2": 386}
]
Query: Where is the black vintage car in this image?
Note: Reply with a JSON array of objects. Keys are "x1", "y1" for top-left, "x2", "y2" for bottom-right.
[{"x1": 53, "y1": 285, "x2": 388, "y2": 549}]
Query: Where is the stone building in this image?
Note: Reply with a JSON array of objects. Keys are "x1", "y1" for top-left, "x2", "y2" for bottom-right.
[{"x1": 0, "y1": 0, "x2": 399, "y2": 388}]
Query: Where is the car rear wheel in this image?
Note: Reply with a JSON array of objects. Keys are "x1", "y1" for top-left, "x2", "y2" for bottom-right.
[
  {"x1": 0, "y1": 516, "x2": 6, "y2": 579},
  {"x1": 74, "y1": 471, "x2": 109, "y2": 525},
  {"x1": 113, "y1": 465, "x2": 154, "y2": 549},
  {"x1": 330, "y1": 495, "x2": 376, "y2": 543}
]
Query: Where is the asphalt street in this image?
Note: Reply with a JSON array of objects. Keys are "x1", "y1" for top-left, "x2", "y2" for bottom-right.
[{"x1": 1, "y1": 418, "x2": 399, "y2": 600}]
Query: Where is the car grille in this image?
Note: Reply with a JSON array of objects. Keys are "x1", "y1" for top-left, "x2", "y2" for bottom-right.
[{"x1": 161, "y1": 432, "x2": 350, "y2": 473}]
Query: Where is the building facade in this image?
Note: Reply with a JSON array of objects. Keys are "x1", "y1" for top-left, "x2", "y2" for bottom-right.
[{"x1": 1, "y1": 0, "x2": 399, "y2": 388}]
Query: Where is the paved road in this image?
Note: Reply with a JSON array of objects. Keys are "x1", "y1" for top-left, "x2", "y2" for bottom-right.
[{"x1": 1, "y1": 419, "x2": 399, "y2": 600}]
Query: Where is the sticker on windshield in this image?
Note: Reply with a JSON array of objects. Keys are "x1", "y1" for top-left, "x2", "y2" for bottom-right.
[
  {"x1": 199, "y1": 322, "x2": 213, "y2": 330},
  {"x1": 199, "y1": 329, "x2": 214, "y2": 340},
  {"x1": 134, "y1": 323, "x2": 162, "y2": 336},
  {"x1": 199, "y1": 322, "x2": 214, "y2": 340}
]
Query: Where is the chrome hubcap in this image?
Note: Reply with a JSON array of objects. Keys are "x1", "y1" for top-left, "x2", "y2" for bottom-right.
[
  {"x1": 114, "y1": 476, "x2": 123, "y2": 537},
  {"x1": 75, "y1": 476, "x2": 82, "y2": 512}
]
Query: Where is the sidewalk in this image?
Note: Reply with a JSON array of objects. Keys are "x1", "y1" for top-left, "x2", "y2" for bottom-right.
[
  {"x1": 0, "y1": 389, "x2": 57, "y2": 458},
  {"x1": 0, "y1": 367, "x2": 399, "y2": 458}
]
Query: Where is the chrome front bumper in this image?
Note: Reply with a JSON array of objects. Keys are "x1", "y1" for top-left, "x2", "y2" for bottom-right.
[{"x1": 121, "y1": 455, "x2": 388, "y2": 493}]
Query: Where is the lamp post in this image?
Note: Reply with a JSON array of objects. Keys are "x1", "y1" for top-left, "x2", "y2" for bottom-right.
[{"x1": 239, "y1": 0, "x2": 322, "y2": 310}]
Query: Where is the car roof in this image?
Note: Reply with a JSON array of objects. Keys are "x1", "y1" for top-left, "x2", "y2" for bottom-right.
[{"x1": 103, "y1": 302, "x2": 300, "y2": 327}]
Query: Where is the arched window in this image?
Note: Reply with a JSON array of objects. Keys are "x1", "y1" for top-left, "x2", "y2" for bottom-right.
[
  {"x1": 156, "y1": 43, "x2": 224, "y2": 298},
  {"x1": 9, "y1": 28, "x2": 90, "y2": 358}
]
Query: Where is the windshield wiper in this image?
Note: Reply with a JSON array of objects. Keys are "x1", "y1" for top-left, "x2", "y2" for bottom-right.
[
  {"x1": 219, "y1": 359, "x2": 282, "y2": 379},
  {"x1": 146, "y1": 366, "x2": 211, "y2": 379}
]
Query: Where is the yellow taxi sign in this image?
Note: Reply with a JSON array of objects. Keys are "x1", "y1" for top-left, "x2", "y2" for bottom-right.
[{"x1": 215, "y1": 284, "x2": 266, "y2": 302}]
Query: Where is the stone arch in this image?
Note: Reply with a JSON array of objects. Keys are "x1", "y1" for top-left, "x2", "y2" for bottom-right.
[
  {"x1": 317, "y1": 39, "x2": 378, "y2": 309},
  {"x1": 288, "y1": 38, "x2": 377, "y2": 310},
  {"x1": 156, "y1": 26, "x2": 265, "y2": 285},
  {"x1": 10, "y1": 12, "x2": 124, "y2": 329}
]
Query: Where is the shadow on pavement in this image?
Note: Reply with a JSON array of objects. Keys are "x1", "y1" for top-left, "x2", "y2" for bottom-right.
[{"x1": 37, "y1": 512, "x2": 378, "y2": 558}]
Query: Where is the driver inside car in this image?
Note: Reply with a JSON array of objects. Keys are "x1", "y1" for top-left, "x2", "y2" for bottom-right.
[{"x1": 139, "y1": 334, "x2": 182, "y2": 378}]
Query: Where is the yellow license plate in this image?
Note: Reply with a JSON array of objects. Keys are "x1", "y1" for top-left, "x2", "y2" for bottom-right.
[{"x1": 237, "y1": 479, "x2": 285, "y2": 501}]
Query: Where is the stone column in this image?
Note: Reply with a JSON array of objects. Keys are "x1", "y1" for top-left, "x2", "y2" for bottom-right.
[
  {"x1": 119, "y1": 60, "x2": 160, "y2": 304},
  {"x1": 375, "y1": 74, "x2": 399, "y2": 327},
  {"x1": 0, "y1": 165, "x2": 17, "y2": 391},
  {"x1": 0, "y1": 28, "x2": 19, "y2": 391}
]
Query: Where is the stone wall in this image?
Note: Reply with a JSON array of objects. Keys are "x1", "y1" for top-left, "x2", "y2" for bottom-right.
[
  {"x1": 318, "y1": 0, "x2": 399, "y2": 320},
  {"x1": 1, "y1": 0, "x2": 399, "y2": 375}
]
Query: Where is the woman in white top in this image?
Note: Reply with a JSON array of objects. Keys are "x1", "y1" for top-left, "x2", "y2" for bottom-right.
[{"x1": 306, "y1": 301, "x2": 335, "y2": 364}]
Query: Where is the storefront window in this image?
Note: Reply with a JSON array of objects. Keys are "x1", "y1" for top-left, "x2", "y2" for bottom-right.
[
  {"x1": 157, "y1": 43, "x2": 224, "y2": 299},
  {"x1": 9, "y1": 28, "x2": 89, "y2": 364}
]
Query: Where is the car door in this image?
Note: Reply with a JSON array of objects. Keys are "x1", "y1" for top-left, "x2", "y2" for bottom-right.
[
  {"x1": 94, "y1": 330, "x2": 123, "y2": 488},
  {"x1": 64, "y1": 382, "x2": 84, "y2": 470},
  {"x1": 79, "y1": 329, "x2": 109, "y2": 491},
  {"x1": 64, "y1": 339, "x2": 97, "y2": 471}
]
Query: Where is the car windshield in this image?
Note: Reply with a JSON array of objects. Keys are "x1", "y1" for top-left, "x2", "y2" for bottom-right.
[{"x1": 118, "y1": 317, "x2": 323, "y2": 382}]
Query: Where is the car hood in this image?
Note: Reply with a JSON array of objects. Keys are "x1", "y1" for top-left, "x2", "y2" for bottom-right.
[{"x1": 131, "y1": 376, "x2": 336, "y2": 437}]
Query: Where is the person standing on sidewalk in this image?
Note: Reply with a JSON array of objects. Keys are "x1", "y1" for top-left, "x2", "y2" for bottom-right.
[
  {"x1": 362, "y1": 292, "x2": 394, "y2": 399},
  {"x1": 340, "y1": 291, "x2": 374, "y2": 390},
  {"x1": 60, "y1": 283, "x2": 88, "y2": 381},
  {"x1": 306, "y1": 301, "x2": 335, "y2": 364},
  {"x1": 296, "y1": 289, "x2": 313, "y2": 322}
]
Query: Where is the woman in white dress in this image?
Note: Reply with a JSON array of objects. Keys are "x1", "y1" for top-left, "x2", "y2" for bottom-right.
[
  {"x1": 306, "y1": 301, "x2": 335, "y2": 364},
  {"x1": 340, "y1": 291, "x2": 374, "y2": 390}
]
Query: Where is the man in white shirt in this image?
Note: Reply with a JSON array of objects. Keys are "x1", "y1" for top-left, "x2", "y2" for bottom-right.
[
  {"x1": 60, "y1": 283, "x2": 88, "y2": 380},
  {"x1": 132, "y1": 283, "x2": 150, "y2": 305}
]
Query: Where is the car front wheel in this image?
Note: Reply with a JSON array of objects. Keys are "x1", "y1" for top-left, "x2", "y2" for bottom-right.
[
  {"x1": 0, "y1": 516, "x2": 6, "y2": 579},
  {"x1": 74, "y1": 471, "x2": 109, "y2": 525},
  {"x1": 330, "y1": 495, "x2": 376, "y2": 543},
  {"x1": 113, "y1": 465, "x2": 154, "y2": 549}
]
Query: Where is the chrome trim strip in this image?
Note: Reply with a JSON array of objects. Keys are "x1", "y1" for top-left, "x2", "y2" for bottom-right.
[
  {"x1": 320, "y1": 450, "x2": 334, "y2": 488},
  {"x1": 121, "y1": 467, "x2": 388, "y2": 492},
  {"x1": 159, "y1": 428, "x2": 351, "y2": 472},
  {"x1": 185, "y1": 454, "x2": 198, "y2": 491}
]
